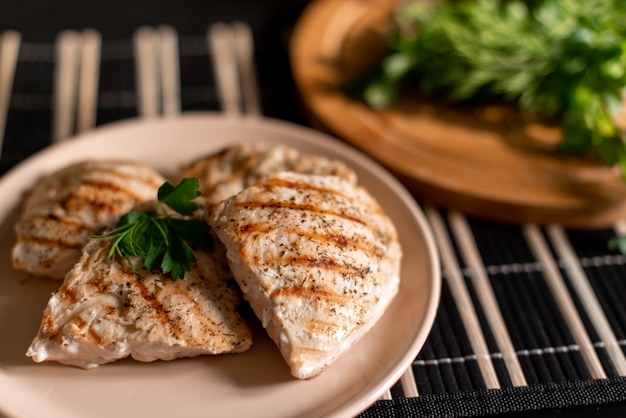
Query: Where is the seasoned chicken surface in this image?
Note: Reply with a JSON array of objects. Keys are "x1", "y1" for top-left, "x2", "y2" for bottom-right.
[
  {"x1": 179, "y1": 142, "x2": 358, "y2": 204},
  {"x1": 12, "y1": 160, "x2": 166, "y2": 279},
  {"x1": 27, "y1": 236, "x2": 252, "y2": 369},
  {"x1": 209, "y1": 172, "x2": 402, "y2": 379}
]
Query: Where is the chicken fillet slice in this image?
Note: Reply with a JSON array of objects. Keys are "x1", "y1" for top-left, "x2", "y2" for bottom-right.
[
  {"x1": 179, "y1": 142, "x2": 358, "y2": 204},
  {"x1": 209, "y1": 172, "x2": 401, "y2": 379},
  {"x1": 13, "y1": 160, "x2": 166, "y2": 279},
  {"x1": 26, "y1": 235, "x2": 252, "y2": 369}
]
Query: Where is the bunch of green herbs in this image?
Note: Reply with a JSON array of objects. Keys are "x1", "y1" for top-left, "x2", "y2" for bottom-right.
[
  {"x1": 358, "y1": 0, "x2": 626, "y2": 175},
  {"x1": 354, "y1": 0, "x2": 626, "y2": 252}
]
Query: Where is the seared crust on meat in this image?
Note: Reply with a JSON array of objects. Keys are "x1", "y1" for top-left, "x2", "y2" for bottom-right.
[
  {"x1": 209, "y1": 172, "x2": 401, "y2": 379},
  {"x1": 179, "y1": 142, "x2": 358, "y2": 204},
  {"x1": 26, "y1": 235, "x2": 252, "y2": 369},
  {"x1": 12, "y1": 160, "x2": 166, "y2": 279}
]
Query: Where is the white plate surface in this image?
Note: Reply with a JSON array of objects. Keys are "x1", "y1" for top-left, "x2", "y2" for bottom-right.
[{"x1": 0, "y1": 113, "x2": 440, "y2": 418}]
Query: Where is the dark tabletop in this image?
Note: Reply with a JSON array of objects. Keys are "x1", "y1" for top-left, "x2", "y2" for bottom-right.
[{"x1": 2, "y1": 1, "x2": 626, "y2": 417}]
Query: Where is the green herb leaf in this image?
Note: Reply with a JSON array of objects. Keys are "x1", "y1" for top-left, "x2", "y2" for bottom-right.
[
  {"x1": 158, "y1": 177, "x2": 201, "y2": 215},
  {"x1": 144, "y1": 239, "x2": 166, "y2": 272},
  {"x1": 95, "y1": 178, "x2": 212, "y2": 280},
  {"x1": 167, "y1": 217, "x2": 214, "y2": 251},
  {"x1": 162, "y1": 229, "x2": 197, "y2": 279},
  {"x1": 609, "y1": 234, "x2": 626, "y2": 254}
]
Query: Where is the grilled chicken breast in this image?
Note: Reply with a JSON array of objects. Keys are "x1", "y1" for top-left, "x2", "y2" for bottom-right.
[
  {"x1": 12, "y1": 160, "x2": 166, "y2": 279},
  {"x1": 179, "y1": 142, "x2": 358, "y2": 204},
  {"x1": 209, "y1": 172, "x2": 402, "y2": 379},
  {"x1": 27, "y1": 235, "x2": 252, "y2": 369}
]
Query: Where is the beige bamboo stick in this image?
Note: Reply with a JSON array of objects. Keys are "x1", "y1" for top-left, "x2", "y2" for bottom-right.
[
  {"x1": 52, "y1": 30, "x2": 81, "y2": 142},
  {"x1": 426, "y1": 207, "x2": 501, "y2": 389},
  {"x1": 547, "y1": 225, "x2": 626, "y2": 376},
  {"x1": 133, "y1": 26, "x2": 160, "y2": 118},
  {"x1": 0, "y1": 30, "x2": 21, "y2": 155},
  {"x1": 208, "y1": 23, "x2": 242, "y2": 116},
  {"x1": 158, "y1": 25, "x2": 181, "y2": 116},
  {"x1": 76, "y1": 29, "x2": 101, "y2": 133},
  {"x1": 232, "y1": 22, "x2": 262, "y2": 117},
  {"x1": 448, "y1": 211, "x2": 527, "y2": 387},
  {"x1": 523, "y1": 224, "x2": 606, "y2": 379}
]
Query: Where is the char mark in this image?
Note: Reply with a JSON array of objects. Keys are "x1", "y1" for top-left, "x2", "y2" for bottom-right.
[
  {"x1": 62, "y1": 179, "x2": 150, "y2": 212},
  {"x1": 236, "y1": 200, "x2": 367, "y2": 227},
  {"x1": 271, "y1": 283, "x2": 353, "y2": 305},
  {"x1": 236, "y1": 221, "x2": 386, "y2": 258},
  {"x1": 128, "y1": 272, "x2": 230, "y2": 348},
  {"x1": 284, "y1": 254, "x2": 371, "y2": 279},
  {"x1": 24, "y1": 236, "x2": 85, "y2": 250}
]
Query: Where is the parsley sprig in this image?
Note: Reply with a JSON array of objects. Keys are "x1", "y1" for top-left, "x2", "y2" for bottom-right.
[{"x1": 96, "y1": 178, "x2": 213, "y2": 280}]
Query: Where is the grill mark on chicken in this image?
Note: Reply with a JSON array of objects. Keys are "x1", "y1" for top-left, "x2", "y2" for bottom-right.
[
  {"x1": 264, "y1": 176, "x2": 386, "y2": 216},
  {"x1": 59, "y1": 285, "x2": 79, "y2": 305},
  {"x1": 305, "y1": 320, "x2": 346, "y2": 336},
  {"x1": 284, "y1": 254, "x2": 368, "y2": 279},
  {"x1": 131, "y1": 275, "x2": 171, "y2": 326},
  {"x1": 17, "y1": 231, "x2": 86, "y2": 250},
  {"x1": 271, "y1": 284, "x2": 353, "y2": 305},
  {"x1": 24, "y1": 213, "x2": 92, "y2": 229},
  {"x1": 71, "y1": 316, "x2": 105, "y2": 346},
  {"x1": 290, "y1": 347, "x2": 330, "y2": 360},
  {"x1": 81, "y1": 167, "x2": 165, "y2": 190},
  {"x1": 290, "y1": 254, "x2": 349, "y2": 273},
  {"x1": 235, "y1": 200, "x2": 367, "y2": 227},
  {"x1": 42, "y1": 315, "x2": 57, "y2": 339},
  {"x1": 239, "y1": 241, "x2": 373, "y2": 285},
  {"x1": 235, "y1": 221, "x2": 388, "y2": 258},
  {"x1": 30, "y1": 173, "x2": 164, "y2": 212},
  {"x1": 61, "y1": 182, "x2": 149, "y2": 212},
  {"x1": 73, "y1": 315, "x2": 88, "y2": 331},
  {"x1": 265, "y1": 176, "x2": 342, "y2": 195}
]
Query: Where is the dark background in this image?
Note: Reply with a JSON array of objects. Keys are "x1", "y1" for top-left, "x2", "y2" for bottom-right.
[
  {"x1": 0, "y1": 0, "x2": 312, "y2": 124},
  {"x1": 0, "y1": 0, "x2": 308, "y2": 40}
]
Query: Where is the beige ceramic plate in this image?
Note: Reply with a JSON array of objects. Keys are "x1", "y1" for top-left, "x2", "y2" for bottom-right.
[{"x1": 0, "y1": 114, "x2": 440, "y2": 418}]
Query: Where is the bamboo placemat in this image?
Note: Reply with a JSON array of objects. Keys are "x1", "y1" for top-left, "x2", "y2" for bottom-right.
[{"x1": 2, "y1": 26, "x2": 626, "y2": 417}]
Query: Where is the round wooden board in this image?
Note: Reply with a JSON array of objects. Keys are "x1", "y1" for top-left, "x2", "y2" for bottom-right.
[{"x1": 290, "y1": 0, "x2": 626, "y2": 227}]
